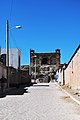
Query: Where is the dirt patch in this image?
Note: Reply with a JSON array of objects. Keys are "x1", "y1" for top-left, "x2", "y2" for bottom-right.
[
  {"x1": 62, "y1": 96, "x2": 70, "y2": 99},
  {"x1": 60, "y1": 84, "x2": 69, "y2": 89},
  {"x1": 60, "y1": 95, "x2": 72, "y2": 103},
  {"x1": 61, "y1": 96, "x2": 70, "y2": 99}
]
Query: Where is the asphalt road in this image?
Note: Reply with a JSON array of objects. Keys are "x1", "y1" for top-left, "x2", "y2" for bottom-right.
[{"x1": 0, "y1": 82, "x2": 80, "y2": 120}]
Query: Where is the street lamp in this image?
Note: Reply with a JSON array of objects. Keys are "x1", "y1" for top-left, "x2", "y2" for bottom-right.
[
  {"x1": 9, "y1": 26, "x2": 22, "y2": 30},
  {"x1": 6, "y1": 20, "x2": 22, "y2": 88},
  {"x1": 15, "y1": 26, "x2": 22, "y2": 29}
]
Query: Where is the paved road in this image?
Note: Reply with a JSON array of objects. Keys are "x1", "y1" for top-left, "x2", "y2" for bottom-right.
[{"x1": 0, "y1": 83, "x2": 80, "y2": 120}]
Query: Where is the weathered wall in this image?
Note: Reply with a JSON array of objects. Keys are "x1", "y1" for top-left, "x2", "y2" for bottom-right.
[
  {"x1": 30, "y1": 49, "x2": 60, "y2": 67},
  {"x1": 20, "y1": 70, "x2": 31, "y2": 85},
  {"x1": 65, "y1": 47, "x2": 80, "y2": 89},
  {"x1": 0, "y1": 62, "x2": 7, "y2": 79},
  {"x1": 60, "y1": 45, "x2": 80, "y2": 90},
  {"x1": 58, "y1": 45, "x2": 80, "y2": 90},
  {"x1": 8, "y1": 67, "x2": 21, "y2": 87}
]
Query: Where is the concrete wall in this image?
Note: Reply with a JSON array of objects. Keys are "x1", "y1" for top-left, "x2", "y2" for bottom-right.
[
  {"x1": 8, "y1": 67, "x2": 21, "y2": 87},
  {"x1": 58, "y1": 68, "x2": 62, "y2": 83},
  {"x1": 65, "y1": 64, "x2": 71, "y2": 86},
  {"x1": 58, "y1": 66, "x2": 66, "y2": 85},
  {"x1": 20, "y1": 70, "x2": 31, "y2": 85}
]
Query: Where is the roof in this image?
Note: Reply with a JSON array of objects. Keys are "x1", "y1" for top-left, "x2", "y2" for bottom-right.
[{"x1": 68, "y1": 44, "x2": 80, "y2": 65}]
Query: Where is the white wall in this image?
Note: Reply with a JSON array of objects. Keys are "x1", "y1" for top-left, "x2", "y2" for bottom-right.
[{"x1": 1, "y1": 48, "x2": 21, "y2": 69}]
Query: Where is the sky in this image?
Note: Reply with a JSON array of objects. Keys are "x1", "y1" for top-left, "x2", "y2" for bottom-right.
[{"x1": 0, "y1": 0, "x2": 80, "y2": 65}]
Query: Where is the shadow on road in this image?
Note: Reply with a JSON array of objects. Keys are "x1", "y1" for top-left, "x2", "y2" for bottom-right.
[{"x1": 0, "y1": 84, "x2": 32, "y2": 98}]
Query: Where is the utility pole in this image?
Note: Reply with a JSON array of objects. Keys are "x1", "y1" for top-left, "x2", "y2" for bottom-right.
[
  {"x1": 0, "y1": 46, "x2": 1, "y2": 62},
  {"x1": 6, "y1": 20, "x2": 9, "y2": 88},
  {"x1": 6, "y1": 20, "x2": 22, "y2": 88}
]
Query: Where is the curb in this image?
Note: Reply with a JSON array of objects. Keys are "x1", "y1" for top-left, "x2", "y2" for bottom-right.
[
  {"x1": 61, "y1": 88, "x2": 80, "y2": 105},
  {"x1": 57, "y1": 83, "x2": 80, "y2": 105},
  {"x1": 50, "y1": 82, "x2": 80, "y2": 105}
]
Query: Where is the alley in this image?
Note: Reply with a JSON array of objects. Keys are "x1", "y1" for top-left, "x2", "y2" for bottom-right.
[{"x1": 0, "y1": 83, "x2": 80, "y2": 120}]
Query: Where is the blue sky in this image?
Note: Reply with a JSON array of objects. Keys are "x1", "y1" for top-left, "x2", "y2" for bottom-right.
[{"x1": 0, "y1": 0, "x2": 80, "y2": 65}]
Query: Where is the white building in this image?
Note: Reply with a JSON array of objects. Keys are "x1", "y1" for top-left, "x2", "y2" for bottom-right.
[{"x1": 1, "y1": 48, "x2": 21, "y2": 69}]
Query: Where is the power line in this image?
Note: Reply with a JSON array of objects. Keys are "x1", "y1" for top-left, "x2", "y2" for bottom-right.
[
  {"x1": 9, "y1": 30, "x2": 21, "y2": 51},
  {"x1": 9, "y1": 0, "x2": 13, "y2": 22}
]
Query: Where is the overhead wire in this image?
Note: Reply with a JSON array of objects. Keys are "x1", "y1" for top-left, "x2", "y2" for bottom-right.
[
  {"x1": 9, "y1": 0, "x2": 21, "y2": 51},
  {"x1": 9, "y1": 0, "x2": 26, "y2": 66},
  {"x1": 9, "y1": 0, "x2": 13, "y2": 23},
  {"x1": 9, "y1": 0, "x2": 14, "y2": 49},
  {"x1": 9, "y1": 31, "x2": 21, "y2": 51}
]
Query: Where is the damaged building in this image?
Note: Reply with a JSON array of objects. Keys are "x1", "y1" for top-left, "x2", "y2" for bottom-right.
[{"x1": 30, "y1": 49, "x2": 61, "y2": 82}]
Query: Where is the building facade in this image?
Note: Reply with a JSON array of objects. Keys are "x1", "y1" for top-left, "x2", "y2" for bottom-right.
[
  {"x1": 30, "y1": 49, "x2": 61, "y2": 81},
  {"x1": 65, "y1": 45, "x2": 80, "y2": 89},
  {"x1": 57, "y1": 64, "x2": 67, "y2": 85},
  {"x1": 30, "y1": 49, "x2": 60, "y2": 67},
  {"x1": 1, "y1": 48, "x2": 21, "y2": 69},
  {"x1": 58, "y1": 44, "x2": 80, "y2": 90}
]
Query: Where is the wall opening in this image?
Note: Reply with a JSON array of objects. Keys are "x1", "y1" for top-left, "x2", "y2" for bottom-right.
[{"x1": 41, "y1": 58, "x2": 48, "y2": 65}]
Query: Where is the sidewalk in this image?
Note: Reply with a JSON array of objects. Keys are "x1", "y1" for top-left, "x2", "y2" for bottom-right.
[
  {"x1": 50, "y1": 82, "x2": 80, "y2": 105},
  {"x1": 60, "y1": 84, "x2": 80, "y2": 105}
]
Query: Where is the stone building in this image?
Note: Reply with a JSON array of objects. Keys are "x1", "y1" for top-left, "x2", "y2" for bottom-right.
[
  {"x1": 30, "y1": 49, "x2": 60, "y2": 67},
  {"x1": 30, "y1": 49, "x2": 61, "y2": 81}
]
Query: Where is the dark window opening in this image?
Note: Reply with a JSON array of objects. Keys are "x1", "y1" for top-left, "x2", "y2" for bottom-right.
[{"x1": 41, "y1": 58, "x2": 48, "y2": 65}]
